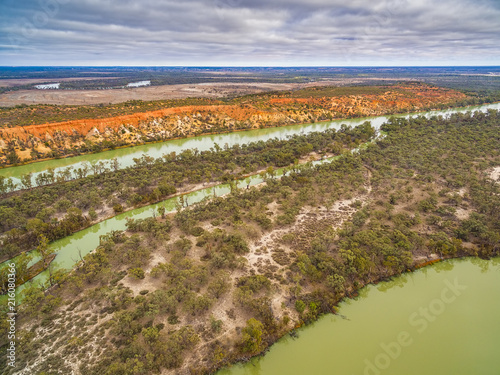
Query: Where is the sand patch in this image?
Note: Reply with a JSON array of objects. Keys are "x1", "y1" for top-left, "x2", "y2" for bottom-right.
[{"x1": 488, "y1": 166, "x2": 500, "y2": 183}]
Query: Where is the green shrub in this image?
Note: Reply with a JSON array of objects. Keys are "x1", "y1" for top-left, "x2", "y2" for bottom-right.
[{"x1": 128, "y1": 267, "x2": 145, "y2": 279}]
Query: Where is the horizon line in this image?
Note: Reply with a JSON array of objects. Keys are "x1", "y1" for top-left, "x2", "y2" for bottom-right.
[{"x1": 1, "y1": 65, "x2": 499, "y2": 69}]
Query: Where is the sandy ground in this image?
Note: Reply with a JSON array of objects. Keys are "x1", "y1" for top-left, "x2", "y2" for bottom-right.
[
  {"x1": 122, "y1": 168, "x2": 374, "y2": 375},
  {"x1": 0, "y1": 82, "x2": 294, "y2": 106},
  {"x1": 454, "y1": 207, "x2": 471, "y2": 220},
  {"x1": 17, "y1": 299, "x2": 114, "y2": 375},
  {"x1": 243, "y1": 168, "x2": 373, "y2": 318},
  {"x1": 0, "y1": 78, "x2": 417, "y2": 107},
  {"x1": 489, "y1": 166, "x2": 500, "y2": 183},
  {"x1": 120, "y1": 251, "x2": 167, "y2": 296}
]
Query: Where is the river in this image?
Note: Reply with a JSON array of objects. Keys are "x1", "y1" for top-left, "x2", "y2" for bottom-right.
[
  {"x1": 2, "y1": 103, "x2": 500, "y2": 189},
  {"x1": 217, "y1": 257, "x2": 500, "y2": 375}
]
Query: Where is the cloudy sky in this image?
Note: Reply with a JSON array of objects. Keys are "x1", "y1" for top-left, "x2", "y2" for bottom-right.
[{"x1": 1, "y1": 0, "x2": 499, "y2": 66}]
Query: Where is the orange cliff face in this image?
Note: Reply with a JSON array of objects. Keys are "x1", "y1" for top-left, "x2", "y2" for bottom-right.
[
  {"x1": 0, "y1": 105, "x2": 261, "y2": 141},
  {"x1": 0, "y1": 85, "x2": 467, "y2": 165}
]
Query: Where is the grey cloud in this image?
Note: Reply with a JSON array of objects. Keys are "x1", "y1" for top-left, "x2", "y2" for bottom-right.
[{"x1": 0, "y1": 0, "x2": 498, "y2": 65}]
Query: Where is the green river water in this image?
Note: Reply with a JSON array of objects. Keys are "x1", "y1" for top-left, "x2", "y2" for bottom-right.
[{"x1": 217, "y1": 257, "x2": 500, "y2": 375}]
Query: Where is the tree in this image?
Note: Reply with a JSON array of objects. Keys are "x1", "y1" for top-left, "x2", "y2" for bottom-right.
[
  {"x1": 157, "y1": 206, "x2": 166, "y2": 218},
  {"x1": 295, "y1": 300, "x2": 306, "y2": 314},
  {"x1": 210, "y1": 315, "x2": 223, "y2": 333},
  {"x1": 6, "y1": 150, "x2": 20, "y2": 165},
  {"x1": 15, "y1": 252, "x2": 33, "y2": 283},
  {"x1": 142, "y1": 326, "x2": 160, "y2": 345},
  {"x1": 178, "y1": 195, "x2": 185, "y2": 208},
  {"x1": 207, "y1": 272, "x2": 229, "y2": 299},
  {"x1": 241, "y1": 318, "x2": 265, "y2": 353},
  {"x1": 88, "y1": 208, "x2": 98, "y2": 221},
  {"x1": 36, "y1": 235, "x2": 54, "y2": 268},
  {"x1": 0, "y1": 176, "x2": 16, "y2": 194},
  {"x1": 327, "y1": 274, "x2": 346, "y2": 294},
  {"x1": 75, "y1": 164, "x2": 89, "y2": 179},
  {"x1": 20, "y1": 172, "x2": 33, "y2": 190},
  {"x1": 46, "y1": 168, "x2": 56, "y2": 184},
  {"x1": 113, "y1": 204, "x2": 124, "y2": 213},
  {"x1": 20, "y1": 284, "x2": 45, "y2": 316},
  {"x1": 48, "y1": 264, "x2": 67, "y2": 287},
  {"x1": 111, "y1": 157, "x2": 120, "y2": 171},
  {"x1": 0, "y1": 175, "x2": 7, "y2": 194}
]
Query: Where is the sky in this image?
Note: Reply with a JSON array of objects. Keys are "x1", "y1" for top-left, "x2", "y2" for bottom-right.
[{"x1": 0, "y1": 0, "x2": 499, "y2": 66}]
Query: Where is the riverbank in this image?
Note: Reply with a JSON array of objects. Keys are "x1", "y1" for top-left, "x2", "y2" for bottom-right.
[{"x1": 211, "y1": 253, "x2": 467, "y2": 374}]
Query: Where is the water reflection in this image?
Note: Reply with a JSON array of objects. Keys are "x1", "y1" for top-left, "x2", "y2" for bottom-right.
[
  {"x1": 376, "y1": 272, "x2": 410, "y2": 292},
  {"x1": 432, "y1": 260, "x2": 455, "y2": 273},
  {"x1": 469, "y1": 256, "x2": 496, "y2": 273}
]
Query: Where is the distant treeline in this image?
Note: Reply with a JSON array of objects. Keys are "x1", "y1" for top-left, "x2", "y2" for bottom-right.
[{"x1": 2, "y1": 66, "x2": 500, "y2": 96}]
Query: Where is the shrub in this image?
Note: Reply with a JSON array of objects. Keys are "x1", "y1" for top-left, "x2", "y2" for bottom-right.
[
  {"x1": 128, "y1": 267, "x2": 145, "y2": 279},
  {"x1": 113, "y1": 204, "x2": 124, "y2": 213},
  {"x1": 295, "y1": 300, "x2": 306, "y2": 314}
]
